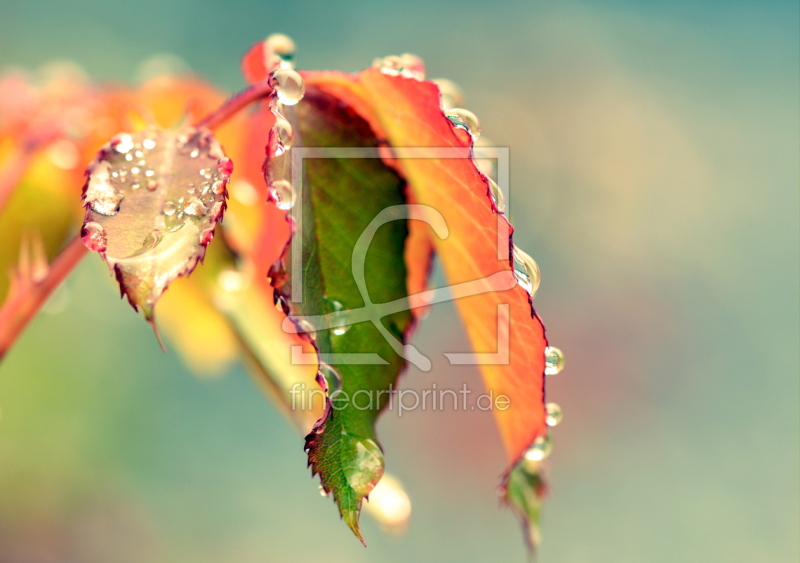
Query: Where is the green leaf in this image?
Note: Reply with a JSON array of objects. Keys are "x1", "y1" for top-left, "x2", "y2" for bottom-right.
[
  {"x1": 502, "y1": 459, "x2": 548, "y2": 552},
  {"x1": 268, "y1": 86, "x2": 413, "y2": 544},
  {"x1": 81, "y1": 127, "x2": 231, "y2": 326}
]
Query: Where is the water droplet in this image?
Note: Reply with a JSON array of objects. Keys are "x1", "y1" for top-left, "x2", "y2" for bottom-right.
[
  {"x1": 512, "y1": 246, "x2": 541, "y2": 296},
  {"x1": 142, "y1": 138, "x2": 156, "y2": 150},
  {"x1": 125, "y1": 153, "x2": 133, "y2": 162},
  {"x1": 544, "y1": 347, "x2": 564, "y2": 375},
  {"x1": 274, "y1": 291, "x2": 289, "y2": 314},
  {"x1": 200, "y1": 227, "x2": 215, "y2": 245},
  {"x1": 487, "y1": 177, "x2": 505, "y2": 214},
  {"x1": 524, "y1": 434, "x2": 552, "y2": 462},
  {"x1": 432, "y1": 78, "x2": 464, "y2": 110},
  {"x1": 217, "y1": 157, "x2": 233, "y2": 176},
  {"x1": 270, "y1": 68, "x2": 305, "y2": 105},
  {"x1": 85, "y1": 161, "x2": 123, "y2": 216},
  {"x1": 134, "y1": 150, "x2": 144, "y2": 158},
  {"x1": 269, "y1": 180, "x2": 295, "y2": 210},
  {"x1": 146, "y1": 179, "x2": 157, "y2": 191},
  {"x1": 266, "y1": 33, "x2": 296, "y2": 68},
  {"x1": 189, "y1": 148, "x2": 200, "y2": 158},
  {"x1": 208, "y1": 200, "x2": 225, "y2": 221},
  {"x1": 274, "y1": 117, "x2": 294, "y2": 150},
  {"x1": 81, "y1": 221, "x2": 107, "y2": 252},
  {"x1": 318, "y1": 484, "x2": 329, "y2": 497},
  {"x1": 343, "y1": 437, "x2": 385, "y2": 496},
  {"x1": 130, "y1": 166, "x2": 140, "y2": 175},
  {"x1": 446, "y1": 108, "x2": 481, "y2": 140},
  {"x1": 395, "y1": 53, "x2": 426, "y2": 80},
  {"x1": 318, "y1": 362, "x2": 343, "y2": 395},
  {"x1": 293, "y1": 317, "x2": 316, "y2": 340},
  {"x1": 144, "y1": 169, "x2": 155, "y2": 177},
  {"x1": 211, "y1": 180, "x2": 227, "y2": 195},
  {"x1": 183, "y1": 197, "x2": 207, "y2": 217},
  {"x1": 163, "y1": 201, "x2": 177, "y2": 216},
  {"x1": 328, "y1": 298, "x2": 350, "y2": 336},
  {"x1": 114, "y1": 134, "x2": 134, "y2": 154},
  {"x1": 373, "y1": 55, "x2": 404, "y2": 76},
  {"x1": 545, "y1": 403, "x2": 562, "y2": 427}
]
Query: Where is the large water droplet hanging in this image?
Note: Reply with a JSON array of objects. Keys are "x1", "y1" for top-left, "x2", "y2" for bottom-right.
[
  {"x1": 318, "y1": 362, "x2": 343, "y2": 395},
  {"x1": 81, "y1": 221, "x2": 107, "y2": 252},
  {"x1": 318, "y1": 484, "x2": 329, "y2": 497},
  {"x1": 269, "y1": 180, "x2": 295, "y2": 210},
  {"x1": 270, "y1": 68, "x2": 305, "y2": 106},
  {"x1": 545, "y1": 403, "x2": 562, "y2": 427},
  {"x1": 524, "y1": 434, "x2": 553, "y2": 462},
  {"x1": 446, "y1": 108, "x2": 480, "y2": 140},
  {"x1": 512, "y1": 246, "x2": 541, "y2": 296},
  {"x1": 343, "y1": 437, "x2": 385, "y2": 496},
  {"x1": 544, "y1": 346, "x2": 564, "y2": 375}
]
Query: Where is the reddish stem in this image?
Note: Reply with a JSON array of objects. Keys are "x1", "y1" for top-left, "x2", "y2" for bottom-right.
[
  {"x1": 0, "y1": 235, "x2": 87, "y2": 360},
  {"x1": 195, "y1": 80, "x2": 274, "y2": 131}
]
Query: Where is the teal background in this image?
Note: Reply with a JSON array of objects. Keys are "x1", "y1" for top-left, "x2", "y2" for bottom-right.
[{"x1": 0, "y1": 1, "x2": 798, "y2": 561}]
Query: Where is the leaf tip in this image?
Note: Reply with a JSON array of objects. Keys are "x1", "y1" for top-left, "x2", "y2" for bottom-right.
[{"x1": 341, "y1": 508, "x2": 367, "y2": 546}]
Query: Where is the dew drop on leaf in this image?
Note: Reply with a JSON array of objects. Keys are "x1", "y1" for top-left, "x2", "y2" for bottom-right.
[
  {"x1": 114, "y1": 134, "x2": 135, "y2": 154},
  {"x1": 270, "y1": 68, "x2": 305, "y2": 106},
  {"x1": 512, "y1": 246, "x2": 541, "y2": 296},
  {"x1": 183, "y1": 197, "x2": 207, "y2": 217},
  {"x1": 81, "y1": 221, "x2": 107, "y2": 253},
  {"x1": 318, "y1": 362, "x2": 343, "y2": 395},
  {"x1": 269, "y1": 179, "x2": 295, "y2": 210},
  {"x1": 84, "y1": 161, "x2": 123, "y2": 216},
  {"x1": 544, "y1": 346, "x2": 564, "y2": 375},
  {"x1": 487, "y1": 177, "x2": 505, "y2": 214},
  {"x1": 216, "y1": 157, "x2": 233, "y2": 176},
  {"x1": 545, "y1": 403, "x2": 562, "y2": 427},
  {"x1": 343, "y1": 437, "x2": 385, "y2": 497},
  {"x1": 446, "y1": 108, "x2": 481, "y2": 140},
  {"x1": 524, "y1": 434, "x2": 553, "y2": 462}
]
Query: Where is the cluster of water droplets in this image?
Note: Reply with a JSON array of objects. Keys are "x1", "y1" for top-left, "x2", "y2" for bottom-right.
[
  {"x1": 427, "y1": 75, "x2": 566, "y2": 465},
  {"x1": 261, "y1": 34, "x2": 304, "y2": 213},
  {"x1": 372, "y1": 53, "x2": 426, "y2": 81},
  {"x1": 81, "y1": 127, "x2": 231, "y2": 256}
]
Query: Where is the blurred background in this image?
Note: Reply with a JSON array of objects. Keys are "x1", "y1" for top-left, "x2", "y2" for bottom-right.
[{"x1": 0, "y1": 0, "x2": 798, "y2": 561}]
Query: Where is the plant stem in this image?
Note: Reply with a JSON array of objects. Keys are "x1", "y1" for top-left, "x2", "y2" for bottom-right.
[
  {"x1": 195, "y1": 80, "x2": 274, "y2": 131},
  {"x1": 0, "y1": 235, "x2": 87, "y2": 360}
]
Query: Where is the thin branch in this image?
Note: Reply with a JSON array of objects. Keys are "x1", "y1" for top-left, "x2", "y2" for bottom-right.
[
  {"x1": 0, "y1": 234, "x2": 87, "y2": 360},
  {"x1": 195, "y1": 80, "x2": 274, "y2": 131}
]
